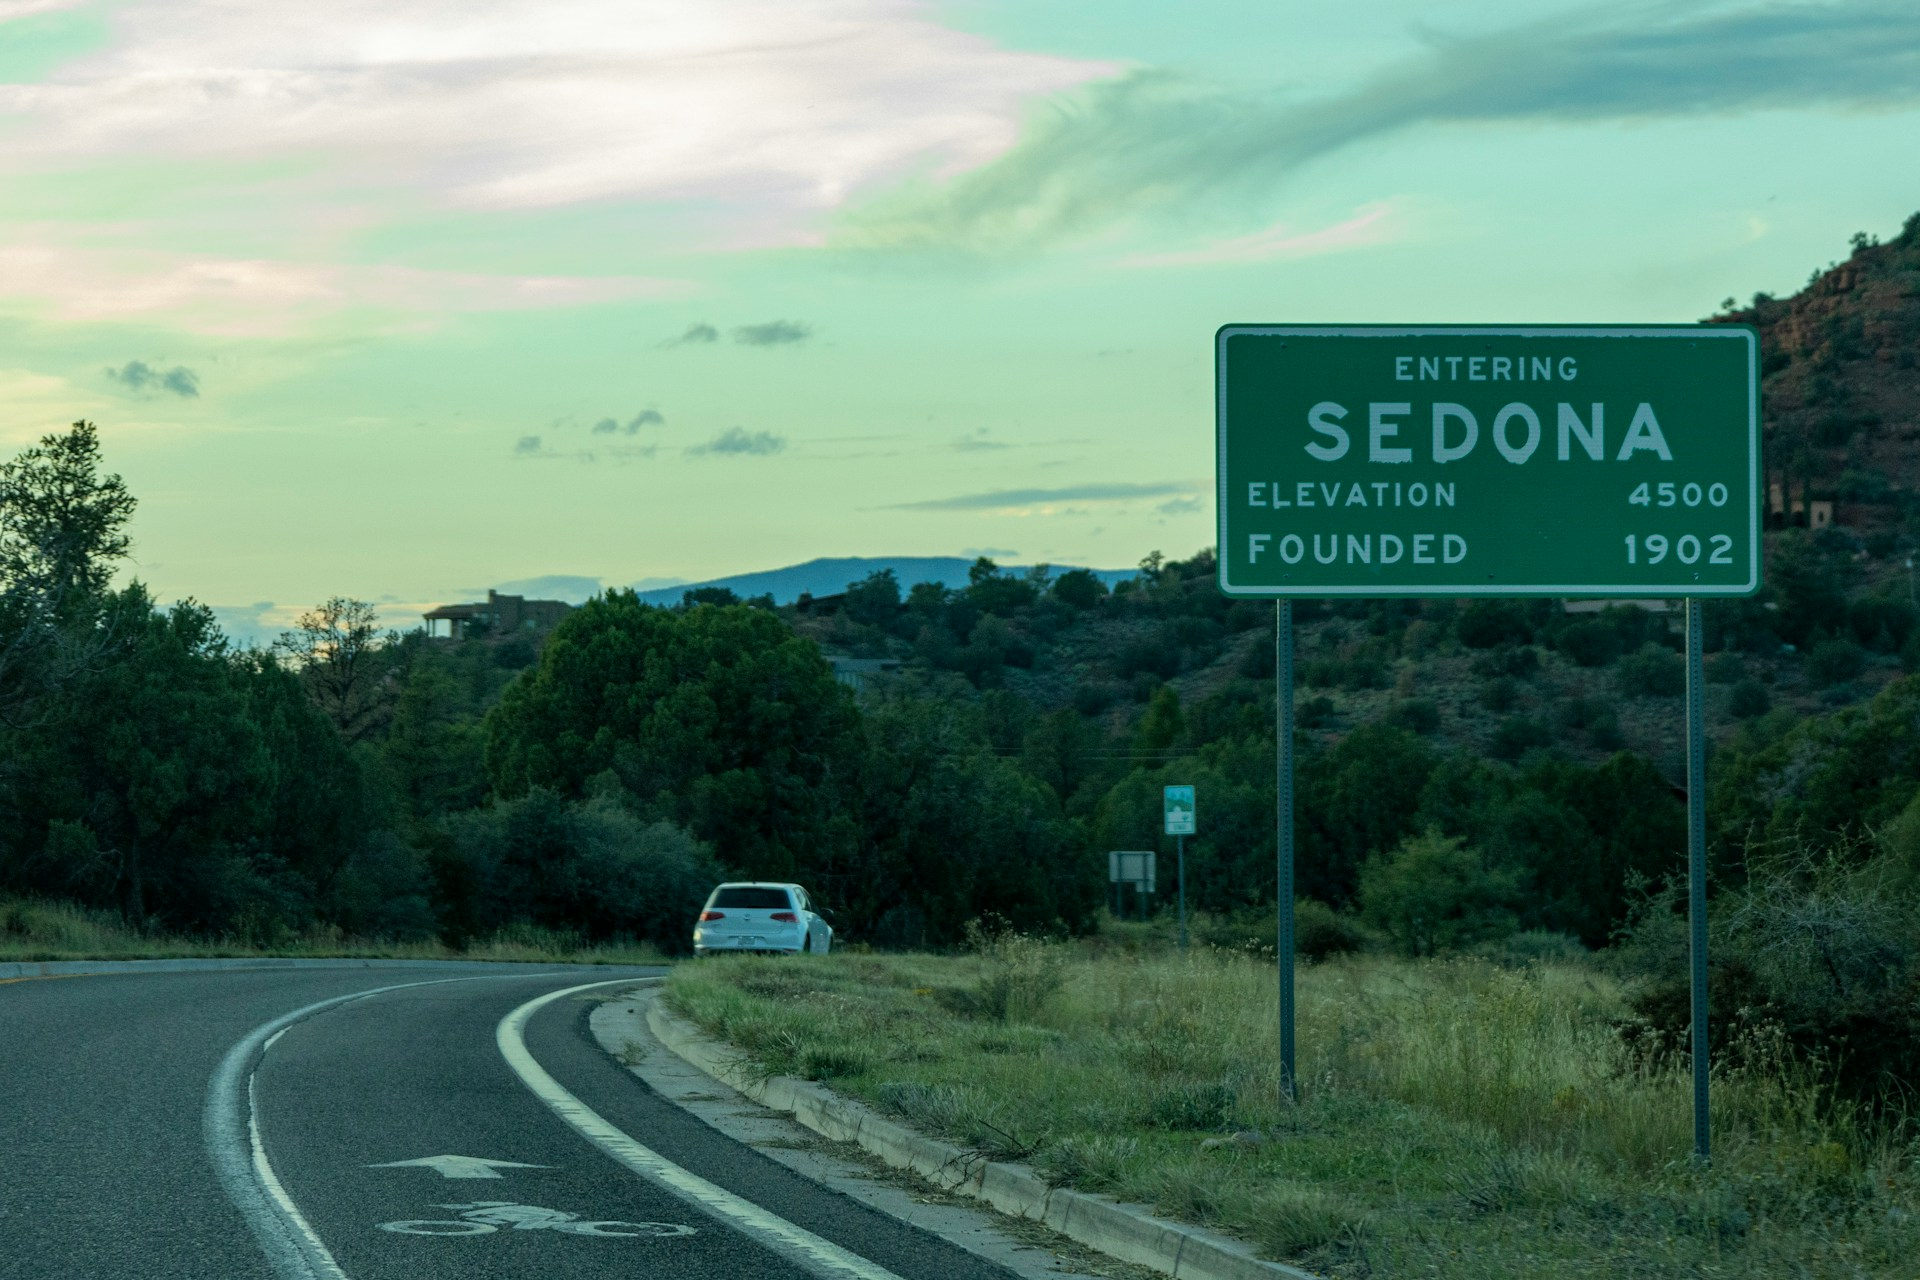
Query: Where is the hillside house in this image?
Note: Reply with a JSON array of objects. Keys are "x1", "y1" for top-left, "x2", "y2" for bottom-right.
[{"x1": 424, "y1": 590, "x2": 572, "y2": 640}]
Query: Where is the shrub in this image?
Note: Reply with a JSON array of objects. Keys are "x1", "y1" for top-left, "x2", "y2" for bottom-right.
[
  {"x1": 1481, "y1": 676, "x2": 1521, "y2": 713},
  {"x1": 1848, "y1": 596, "x2": 1917, "y2": 653},
  {"x1": 1617, "y1": 643, "x2": 1684, "y2": 697},
  {"x1": 1072, "y1": 682, "x2": 1118, "y2": 715},
  {"x1": 1296, "y1": 695, "x2": 1336, "y2": 728},
  {"x1": 1198, "y1": 899, "x2": 1369, "y2": 959},
  {"x1": 1557, "y1": 620, "x2": 1622, "y2": 667},
  {"x1": 1555, "y1": 697, "x2": 1605, "y2": 730},
  {"x1": 1119, "y1": 633, "x2": 1181, "y2": 680},
  {"x1": 1359, "y1": 829, "x2": 1519, "y2": 956},
  {"x1": 960, "y1": 920, "x2": 1066, "y2": 1023},
  {"x1": 1294, "y1": 898, "x2": 1369, "y2": 959},
  {"x1": 1588, "y1": 712, "x2": 1624, "y2": 751},
  {"x1": 1806, "y1": 637, "x2": 1867, "y2": 687},
  {"x1": 1729, "y1": 679, "x2": 1771, "y2": 719},
  {"x1": 1476, "y1": 930, "x2": 1587, "y2": 966},
  {"x1": 1384, "y1": 697, "x2": 1440, "y2": 735},
  {"x1": 1471, "y1": 644, "x2": 1539, "y2": 679},
  {"x1": 1488, "y1": 716, "x2": 1552, "y2": 761},
  {"x1": 1457, "y1": 601, "x2": 1534, "y2": 649},
  {"x1": 1704, "y1": 651, "x2": 1745, "y2": 684},
  {"x1": 1617, "y1": 849, "x2": 1920, "y2": 1106},
  {"x1": 1140, "y1": 1080, "x2": 1235, "y2": 1131},
  {"x1": 1237, "y1": 637, "x2": 1275, "y2": 679}
]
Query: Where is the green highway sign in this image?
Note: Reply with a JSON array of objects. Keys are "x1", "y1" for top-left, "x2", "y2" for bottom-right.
[{"x1": 1215, "y1": 325, "x2": 1760, "y2": 597}]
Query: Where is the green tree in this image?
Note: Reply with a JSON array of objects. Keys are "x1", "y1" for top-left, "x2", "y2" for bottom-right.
[
  {"x1": 1712, "y1": 676, "x2": 1920, "y2": 866},
  {"x1": 1299, "y1": 723, "x2": 1436, "y2": 906},
  {"x1": 1022, "y1": 708, "x2": 1100, "y2": 809},
  {"x1": 842, "y1": 569, "x2": 901, "y2": 627},
  {"x1": 378, "y1": 650, "x2": 488, "y2": 823},
  {"x1": 1050, "y1": 568, "x2": 1106, "y2": 610},
  {"x1": 855, "y1": 697, "x2": 1097, "y2": 945},
  {"x1": 485, "y1": 595, "x2": 861, "y2": 882},
  {"x1": 1134, "y1": 685, "x2": 1183, "y2": 759},
  {"x1": 19, "y1": 589, "x2": 270, "y2": 927},
  {"x1": 1360, "y1": 828, "x2": 1518, "y2": 956},
  {"x1": 965, "y1": 557, "x2": 1038, "y2": 615},
  {"x1": 0, "y1": 421, "x2": 136, "y2": 726},
  {"x1": 274, "y1": 597, "x2": 395, "y2": 743},
  {"x1": 438, "y1": 790, "x2": 719, "y2": 949}
]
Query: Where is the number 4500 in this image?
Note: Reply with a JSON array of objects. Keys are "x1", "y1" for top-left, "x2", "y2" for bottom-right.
[
  {"x1": 1629, "y1": 481, "x2": 1730, "y2": 508},
  {"x1": 1626, "y1": 534, "x2": 1734, "y2": 565}
]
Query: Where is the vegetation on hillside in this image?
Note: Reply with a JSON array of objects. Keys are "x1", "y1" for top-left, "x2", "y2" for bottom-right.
[{"x1": 4, "y1": 221, "x2": 1920, "y2": 1117}]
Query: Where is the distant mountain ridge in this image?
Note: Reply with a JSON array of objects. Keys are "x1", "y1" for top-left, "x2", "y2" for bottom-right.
[{"x1": 628, "y1": 556, "x2": 1137, "y2": 607}]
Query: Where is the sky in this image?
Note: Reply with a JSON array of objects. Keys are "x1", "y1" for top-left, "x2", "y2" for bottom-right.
[{"x1": 1, "y1": 0, "x2": 1917, "y2": 642}]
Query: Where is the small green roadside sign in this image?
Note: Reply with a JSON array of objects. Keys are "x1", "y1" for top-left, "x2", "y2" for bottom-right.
[
  {"x1": 1215, "y1": 325, "x2": 1760, "y2": 597},
  {"x1": 1163, "y1": 785, "x2": 1195, "y2": 836}
]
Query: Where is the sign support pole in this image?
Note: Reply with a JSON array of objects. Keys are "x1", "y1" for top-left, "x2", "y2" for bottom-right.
[
  {"x1": 1685, "y1": 597, "x2": 1710, "y2": 1163},
  {"x1": 1276, "y1": 600, "x2": 1296, "y2": 1104},
  {"x1": 1177, "y1": 834, "x2": 1188, "y2": 952}
]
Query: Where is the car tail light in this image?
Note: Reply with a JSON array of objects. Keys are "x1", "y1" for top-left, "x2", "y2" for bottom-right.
[
  {"x1": 770, "y1": 911, "x2": 799, "y2": 923},
  {"x1": 699, "y1": 910, "x2": 726, "y2": 922}
]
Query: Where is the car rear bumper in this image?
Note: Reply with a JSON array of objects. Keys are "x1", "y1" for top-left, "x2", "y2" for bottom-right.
[{"x1": 693, "y1": 943, "x2": 803, "y2": 956}]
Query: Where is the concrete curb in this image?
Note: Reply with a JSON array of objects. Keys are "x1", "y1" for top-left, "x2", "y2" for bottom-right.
[
  {"x1": 0, "y1": 957, "x2": 663, "y2": 980},
  {"x1": 647, "y1": 997, "x2": 1319, "y2": 1280}
]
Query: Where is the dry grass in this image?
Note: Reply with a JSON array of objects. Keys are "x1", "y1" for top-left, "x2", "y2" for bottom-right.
[
  {"x1": 668, "y1": 934, "x2": 1920, "y2": 1278},
  {"x1": 0, "y1": 897, "x2": 666, "y2": 966}
]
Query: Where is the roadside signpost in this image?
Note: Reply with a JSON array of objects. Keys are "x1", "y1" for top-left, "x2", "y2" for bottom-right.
[
  {"x1": 1163, "y1": 786, "x2": 1196, "y2": 950},
  {"x1": 1217, "y1": 324, "x2": 1760, "y2": 1159},
  {"x1": 1108, "y1": 850, "x2": 1156, "y2": 921}
]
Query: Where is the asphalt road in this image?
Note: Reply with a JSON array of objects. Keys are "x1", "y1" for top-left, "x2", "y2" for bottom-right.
[{"x1": 0, "y1": 964, "x2": 1027, "y2": 1280}]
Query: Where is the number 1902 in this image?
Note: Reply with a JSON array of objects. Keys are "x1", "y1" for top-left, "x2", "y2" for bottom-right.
[{"x1": 1625, "y1": 533, "x2": 1734, "y2": 565}]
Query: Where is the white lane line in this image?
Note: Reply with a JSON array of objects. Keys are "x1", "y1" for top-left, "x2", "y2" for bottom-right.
[
  {"x1": 499, "y1": 980, "x2": 911, "y2": 1280},
  {"x1": 205, "y1": 973, "x2": 578, "y2": 1280}
]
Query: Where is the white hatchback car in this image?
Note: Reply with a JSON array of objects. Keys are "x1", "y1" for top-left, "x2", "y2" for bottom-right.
[{"x1": 692, "y1": 882, "x2": 833, "y2": 957}]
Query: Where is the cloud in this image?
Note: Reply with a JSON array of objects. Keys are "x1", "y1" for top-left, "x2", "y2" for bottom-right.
[
  {"x1": 0, "y1": 1, "x2": 86, "y2": 20},
  {"x1": 836, "y1": 3, "x2": 1920, "y2": 253},
  {"x1": 733, "y1": 320, "x2": 812, "y2": 346},
  {"x1": 0, "y1": 1, "x2": 1109, "y2": 237},
  {"x1": 0, "y1": 244, "x2": 687, "y2": 336},
  {"x1": 666, "y1": 323, "x2": 720, "y2": 347},
  {"x1": 105, "y1": 359, "x2": 200, "y2": 397},
  {"x1": 513, "y1": 434, "x2": 545, "y2": 455},
  {"x1": 1124, "y1": 202, "x2": 1399, "y2": 269},
  {"x1": 592, "y1": 409, "x2": 666, "y2": 435},
  {"x1": 1156, "y1": 496, "x2": 1203, "y2": 515},
  {"x1": 952, "y1": 429, "x2": 1008, "y2": 452},
  {"x1": 690, "y1": 426, "x2": 785, "y2": 456},
  {"x1": 890, "y1": 482, "x2": 1192, "y2": 511},
  {"x1": 962, "y1": 547, "x2": 1020, "y2": 558}
]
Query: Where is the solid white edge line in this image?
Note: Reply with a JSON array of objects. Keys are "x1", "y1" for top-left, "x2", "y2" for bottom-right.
[
  {"x1": 498, "y1": 980, "x2": 910, "y2": 1280},
  {"x1": 248, "y1": 1072, "x2": 347, "y2": 1279},
  {"x1": 204, "y1": 973, "x2": 576, "y2": 1280}
]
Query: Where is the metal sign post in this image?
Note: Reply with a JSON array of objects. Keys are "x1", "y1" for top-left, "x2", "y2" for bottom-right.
[
  {"x1": 1163, "y1": 786, "x2": 1195, "y2": 951},
  {"x1": 1686, "y1": 598, "x2": 1710, "y2": 1162},
  {"x1": 1276, "y1": 600, "x2": 1295, "y2": 1103},
  {"x1": 1216, "y1": 324, "x2": 1759, "y2": 1145}
]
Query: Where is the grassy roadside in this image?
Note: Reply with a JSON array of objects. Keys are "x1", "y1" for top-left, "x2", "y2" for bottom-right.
[
  {"x1": 0, "y1": 897, "x2": 666, "y2": 966},
  {"x1": 666, "y1": 933, "x2": 1917, "y2": 1279}
]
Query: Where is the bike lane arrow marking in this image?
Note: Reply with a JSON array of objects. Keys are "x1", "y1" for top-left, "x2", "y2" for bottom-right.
[{"x1": 368, "y1": 1155, "x2": 555, "y2": 1179}]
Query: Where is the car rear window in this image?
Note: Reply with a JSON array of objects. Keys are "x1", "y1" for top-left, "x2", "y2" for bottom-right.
[{"x1": 711, "y1": 887, "x2": 793, "y2": 909}]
